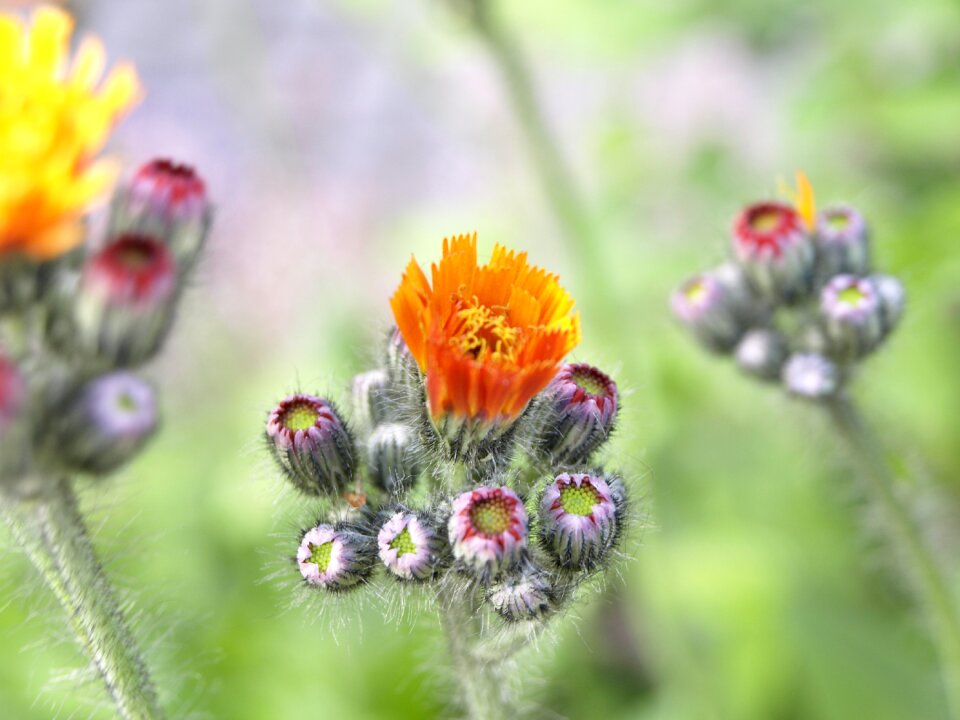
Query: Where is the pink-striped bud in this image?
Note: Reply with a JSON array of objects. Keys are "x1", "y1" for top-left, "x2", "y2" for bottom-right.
[
  {"x1": 296, "y1": 523, "x2": 377, "y2": 592},
  {"x1": 539, "y1": 473, "x2": 622, "y2": 572},
  {"x1": 448, "y1": 486, "x2": 527, "y2": 579}
]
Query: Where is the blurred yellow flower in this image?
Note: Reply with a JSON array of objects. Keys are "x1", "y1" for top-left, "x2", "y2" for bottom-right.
[{"x1": 0, "y1": 6, "x2": 140, "y2": 259}]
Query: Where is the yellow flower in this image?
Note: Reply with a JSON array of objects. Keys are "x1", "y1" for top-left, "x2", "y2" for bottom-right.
[
  {"x1": 391, "y1": 233, "x2": 581, "y2": 425},
  {"x1": 0, "y1": 6, "x2": 140, "y2": 259}
]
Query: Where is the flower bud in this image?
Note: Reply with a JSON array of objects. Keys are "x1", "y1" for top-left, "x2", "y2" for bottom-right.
[
  {"x1": 296, "y1": 522, "x2": 377, "y2": 592},
  {"x1": 266, "y1": 394, "x2": 357, "y2": 496},
  {"x1": 732, "y1": 201, "x2": 816, "y2": 304},
  {"x1": 366, "y1": 422, "x2": 419, "y2": 493},
  {"x1": 870, "y1": 274, "x2": 905, "y2": 335},
  {"x1": 46, "y1": 372, "x2": 158, "y2": 476},
  {"x1": 671, "y1": 264, "x2": 755, "y2": 352},
  {"x1": 0, "y1": 253, "x2": 74, "y2": 313},
  {"x1": 377, "y1": 510, "x2": 445, "y2": 581},
  {"x1": 782, "y1": 352, "x2": 840, "y2": 400},
  {"x1": 486, "y1": 560, "x2": 559, "y2": 623},
  {"x1": 815, "y1": 205, "x2": 871, "y2": 279},
  {"x1": 0, "y1": 352, "x2": 30, "y2": 483},
  {"x1": 64, "y1": 235, "x2": 179, "y2": 367},
  {"x1": 528, "y1": 363, "x2": 618, "y2": 466},
  {"x1": 351, "y1": 369, "x2": 390, "y2": 433},
  {"x1": 538, "y1": 473, "x2": 622, "y2": 572},
  {"x1": 448, "y1": 486, "x2": 527, "y2": 579},
  {"x1": 111, "y1": 159, "x2": 211, "y2": 272},
  {"x1": 820, "y1": 275, "x2": 885, "y2": 359},
  {"x1": 735, "y1": 328, "x2": 788, "y2": 381}
]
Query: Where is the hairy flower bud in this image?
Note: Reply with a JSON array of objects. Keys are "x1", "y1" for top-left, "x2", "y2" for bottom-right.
[
  {"x1": 815, "y1": 205, "x2": 870, "y2": 279},
  {"x1": 377, "y1": 510, "x2": 445, "y2": 581},
  {"x1": 266, "y1": 394, "x2": 356, "y2": 496},
  {"x1": 782, "y1": 352, "x2": 840, "y2": 400},
  {"x1": 296, "y1": 522, "x2": 377, "y2": 592},
  {"x1": 539, "y1": 473, "x2": 622, "y2": 572},
  {"x1": 64, "y1": 235, "x2": 178, "y2": 367},
  {"x1": 528, "y1": 363, "x2": 618, "y2": 466},
  {"x1": 0, "y1": 352, "x2": 29, "y2": 483},
  {"x1": 735, "y1": 328, "x2": 789, "y2": 381},
  {"x1": 367, "y1": 422, "x2": 419, "y2": 493},
  {"x1": 351, "y1": 369, "x2": 390, "y2": 433},
  {"x1": 820, "y1": 275, "x2": 885, "y2": 359},
  {"x1": 448, "y1": 486, "x2": 527, "y2": 579},
  {"x1": 48, "y1": 372, "x2": 158, "y2": 476},
  {"x1": 732, "y1": 201, "x2": 816, "y2": 304},
  {"x1": 111, "y1": 159, "x2": 211, "y2": 272},
  {"x1": 672, "y1": 263, "x2": 755, "y2": 352},
  {"x1": 870, "y1": 274, "x2": 906, "y2": 336},
  {"x1": 486, "y1": 559, "x2": 559, "y2": 622}
]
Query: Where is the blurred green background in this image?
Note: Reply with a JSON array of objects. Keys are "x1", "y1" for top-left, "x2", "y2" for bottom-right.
[{"x1": 2, "y1": 0, "x2": 960, "y2": 717}]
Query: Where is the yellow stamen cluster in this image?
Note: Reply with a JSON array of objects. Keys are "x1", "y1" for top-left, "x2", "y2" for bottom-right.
[{"x1": 0, "y1": 6, "x2": 140, "y2": 259}]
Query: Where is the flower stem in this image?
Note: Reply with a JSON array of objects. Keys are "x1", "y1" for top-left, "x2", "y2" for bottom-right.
[
  {"x1": 1, "y1": 479, "x2": 165, "y2": 720},
  {"x1": 825, "y1": 394, "x2": 960, "y2": 719},
  {"x1": 435, "y1": 583, "x2": 511, "y2": 720}
]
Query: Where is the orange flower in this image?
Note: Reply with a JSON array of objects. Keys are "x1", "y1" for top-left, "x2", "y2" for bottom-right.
[
  {"x1": 0, "y1": 6, "x2": 141, "y2": 259},
  {"x1": 390, "y1": 233, "x2": 581, "y2": 425}
]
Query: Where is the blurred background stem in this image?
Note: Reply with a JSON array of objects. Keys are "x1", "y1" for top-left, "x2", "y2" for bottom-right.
[
  {"x1": 1, "y1": 480, "x2": 164, "y2": 720},
  {"x1": 826, "y1": 395, "x2": 960, "y2": 720}
]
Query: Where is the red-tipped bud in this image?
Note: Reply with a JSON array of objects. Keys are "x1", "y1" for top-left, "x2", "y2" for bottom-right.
[
  {"x1": 448, "y1": 486, "x2": 528, "y2": 579},
  {"x1": 538, "y1": 473, "x2": 623, "y2": 572}
]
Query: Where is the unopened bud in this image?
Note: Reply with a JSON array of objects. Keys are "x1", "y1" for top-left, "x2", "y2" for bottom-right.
[
  {"x1": 66, "y1": 235, "x2": 179, "y2": 367},
  {"x1": 0, "y1": 352, "x2": 30, "y2": 483},
  {"x1": 351, "y1": 369, "x2": 390, "y2": 433},
  {"x1": 820, "y1": 275, "x2": 884, "y2": 359},
  {"x1": 377, "y1": 510, "x2": 445, "y2": 581},
  {"x1": 870, "y1": 274, "x2": 905, "y2": 335},
  {"x1": 528, "y1": 363, "x2": 618, "y2": 466},
  {"x1": 49, "y1": 372, "x2": 158, "y2": 476},
  {"x1": 296, "y1": 522, "x2": 377, "y2": 592},
  {"x1": 671, "y1": 263, "x2": 755, "y2": 352},
  {"x1": 732, "y1": 201, "x2": 816, "y2": 304},
  {"x1": 782, "y1": 352, "x2": 840, "y2": 400},
  {"x1": 486, "y1": 559, "x2": 559, "y2": 622},
  {"x1": 366, "y1": 422, "x2": 419, "y2": 493},
  {"x1": 538, "y1": 473, "x2": 622, "y2": 572},
  {"x1": 815, "y1": 205, "x2": 871, "y2": 278},
  {"x1": 111, "y1": 159, "x2": 211, "y2": 272},
  {"x1": 448, "y1": 486, "x2": 527, "y2": 580},
  {"x1": 266, "y1": 393, "x2": 357, "y2": 496},
  {"x1": 735, "y1": 328, "x2": 788, "y2": 381}
]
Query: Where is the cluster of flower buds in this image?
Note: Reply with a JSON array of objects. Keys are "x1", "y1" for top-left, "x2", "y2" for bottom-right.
[
  {"x1": 266, "y1": 235, "x2": 632, "y2": 627},
  {"x1": 0, "y1": 160, "x2": 211, "y2": 496},
  {"x1": 672, "y1": 177, "x2": 905, "y2": 401}
]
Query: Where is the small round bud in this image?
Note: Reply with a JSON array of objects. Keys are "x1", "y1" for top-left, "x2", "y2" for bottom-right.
[
  {"x1": 870, "y1": 274, "x2": 906, "y2": 335},
  {"x1": 351, "y1": 369, "x2": 390, "y2": 433},
  {"x1": 820, "y1": 275, "x2": 885, "y2": 359},
  {"x1": 266, "y1": 394, "x2": 357, "y2": 496},
  {"x1": 815, "y1": 205, "x2": 870, "y2": 278},
  {"x1": 735, "y1": 328, "x2": 789, "y2": 381},
  {"x1": 782, "y1": 352, "x2": 840, "y2": 400},
  {"x1": 732, "y1": 201, "x2": 816, "y2": 304},
  {"x1": 112, "y1": 159, "x2": 211, "y2": 272},
  {"x1": 486, "y1": 560, "x2": 559, "y2": 622},
  {"x1": 0, "y1": 353, "x2": 30, "y2": 483},
  {"x1": 539, "y1": 473, "x2": 621, "y2": 572},
  {"x1": 296, "y1": 523, "x2": 377, "y2": 592},
  {"x1": 528, "y1": 363, "x2": 618, "y2": 466},
  {"x1": 671, "y1": 264, "x2": 755, "y2": 352},
  {"x1": 448, "y1": 486, "x2": 528, "y2": 579},
  {"x1": 64, "y1": 235, "x2": 179, "y2": 367},
  {"x1": 377, "y1": 510, "x2": 445, "y2": 581},
  {"x1": 366, "y1": 422, "x2": 419, "y2": 493},
  {"x1": 48, "y1": 372, "x2": 158, "y2": 476}
]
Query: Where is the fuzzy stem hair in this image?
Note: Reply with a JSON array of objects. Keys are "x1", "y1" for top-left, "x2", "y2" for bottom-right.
[
  {"x1": 1, "y1": 479, "x2": 165, "y2": 720},
  {"x1": 826, "y1": 394, "x2": 960, "y2": 719}
]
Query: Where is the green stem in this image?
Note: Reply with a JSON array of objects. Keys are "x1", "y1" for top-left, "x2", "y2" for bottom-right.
[
  {"x1": 826, "y1": 395, "x2": 960, "y2": 719},
  {"x1": 435, "y1": 584, "x2": 511, "y2": 720},
  {"x1": 1, "y1": 479, "x2": 165, "y2": 720}
]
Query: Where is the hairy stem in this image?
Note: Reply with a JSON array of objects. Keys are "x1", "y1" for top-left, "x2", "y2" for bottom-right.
[
  {"x1": 436, "y1": 584, "x2": 511, "y2": 720},
  {"x1": 1, "y1": 479, "x2": 165, "y2": 720},
  {"x1": 826, "y1": 395, "x2": 960, "y2": 719}
]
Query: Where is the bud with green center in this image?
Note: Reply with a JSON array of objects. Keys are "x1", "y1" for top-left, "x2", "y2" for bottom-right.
[
  {"x1": 377, "y1": 509, "x2": 445, "y2": 581},
  {"x1": 539, "y1": 473, "x2": 623, "y2": 572},
  {"x1": 820, "y1": 274, "x2": 884, "y2": 359},
  {"x1": 448, "y1": 486, "x2": 528, "y2": 580},
  {"x1": 296, "y1": 522, "x2": 377, "y2": 592},
  {"x1": 266, "y1": 393, "x2": 357, "y2": 496},
  {"x1": 815, "y1": 205, "x2": 870, "y2": 279},
  {"x1": 671, "y1": 263, "x2": 758, "y2": 353}
]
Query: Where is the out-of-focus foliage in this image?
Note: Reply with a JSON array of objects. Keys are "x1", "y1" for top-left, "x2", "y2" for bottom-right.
[{"x1": 1, "y1": 0, "x2": 958, "y2": 717}]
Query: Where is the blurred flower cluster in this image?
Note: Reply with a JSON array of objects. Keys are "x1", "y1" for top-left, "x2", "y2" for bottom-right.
[
  {"x1": 0, "y1": 7, "x2": 212, "y2": 497},
  {"x1": 672, "y1": 174, "x2": 905, "y2": 400},
  {"x1": 266, "y1": 234, "x2": 631, "y2": 627}
]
